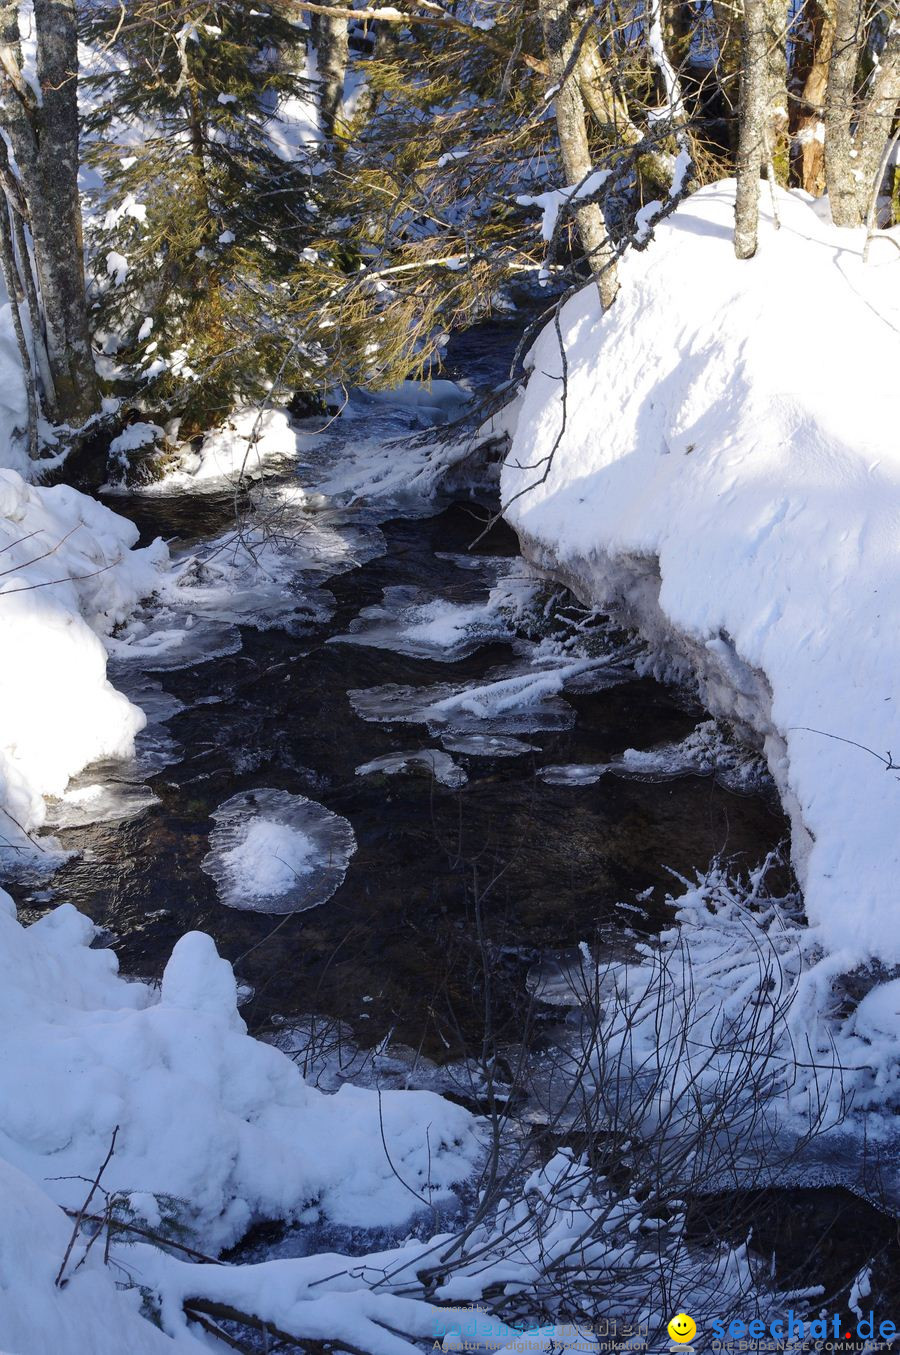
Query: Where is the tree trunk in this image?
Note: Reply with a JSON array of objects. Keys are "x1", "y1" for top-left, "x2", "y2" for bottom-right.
[
  {"x1": 824, "y1": 0, "x2": 865, "y2": 225},
  {"x1": 0, "y1": 191, "x2": 38, "y2": 458},
  {"x1": 0, "y1": 0, "x2": 98, "y2": 427},
  {"x1": 577, "y1": 27, "x2": 672, "y2": 195},
  {"x1": 763, "y1": 0, "x2": 789, "y2": 181},
  {"x1": 791, "y1": 3, "x2": 835, "y2": 196},
  {"x1": 734, "y1": 0, "x2": 768, "y2": 257},
  {"x1": 311, "y1": 1, "x2": 350, "y2": 140},
  {"x1": 538, "y1": 0, "x2": 619, "y2": 308},
  {"x1": 852, "y1": 15, "x2": 900, "y2": 221}
]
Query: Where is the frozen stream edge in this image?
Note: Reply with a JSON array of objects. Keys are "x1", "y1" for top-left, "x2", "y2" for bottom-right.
[{"x1": 512, "y1": 533, "x2": 810, "y2": 885}]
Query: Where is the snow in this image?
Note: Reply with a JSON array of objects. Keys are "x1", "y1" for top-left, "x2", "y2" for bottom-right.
[
  {"x1": 0, "y1": 887, "x2": 482, "y2": 1258},
  {"x1": 201, "y1": 788, "x2": 357, "y2": 913},
  {"x1": 162, "y1": 406, "x2": 303, "y2": 486},
  {"x1": 0, "y1": 1157, "x2": 198, "y2": 1355},
  {"x1": 502, "y1": 180, "x2": 900, "y2": 968},
  {"x1": 0, "y1": 470, "x2": 167, "y2": 856},
  {"x1": 109, "y1": 420, "x2": 164, "y2": 455}
]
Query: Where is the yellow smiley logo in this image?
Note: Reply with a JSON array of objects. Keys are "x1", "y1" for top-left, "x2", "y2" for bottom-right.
[{"x1": 667, "y1": 1314, "x2": 697, "y2": 1345}]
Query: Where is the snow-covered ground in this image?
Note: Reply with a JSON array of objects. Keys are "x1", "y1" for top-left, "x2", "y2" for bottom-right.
[{"x1": 503, "y1": 183, "x2": 900, "y2": 977}]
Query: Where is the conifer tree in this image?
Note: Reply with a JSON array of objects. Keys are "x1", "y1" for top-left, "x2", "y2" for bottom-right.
[{"x1": 82, "y1": 0, "x2": 321, "y2": 430}]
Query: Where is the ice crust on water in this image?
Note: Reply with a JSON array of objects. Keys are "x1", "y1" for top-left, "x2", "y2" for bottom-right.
[
  {"x1": 348, "y1": 648, "x2": 632, "y2": 737},
  {"x1": 109, "y1": 485, "x2": 387, "y2": 671},
  {"x1": 349, "y1": 676, "x2": 576, "y2": 736},
  {"x1": 108, "y1": 610, "x2": 244, "y2": 670},
  {"x1": 441, "y1": 732, "x2": 539, "y2": 758},
  {"x1": 539, "y1": 720, "x2": 772, "y2": 792},
  {"x1": 331, "y1": 585, "x2": 517, "y2": 661},
  {"x1": 241, "y1": 485, "x2": 388, "y2": 578},
  {"x1": 44, "y1": 780, "x2": 159, "y2": 831},
  {"x1": 330, "y1": 562, "x2": 540, "y2": 662},
  {"x1": 526, "y1": 949, "x2": 597, "y2": 1008},
  {"x1": 355, "y1": 749, "x2": 467, "y2": 788},
  {"x1": 202, "y1": 789, "x2": 357, "y2": 913}
]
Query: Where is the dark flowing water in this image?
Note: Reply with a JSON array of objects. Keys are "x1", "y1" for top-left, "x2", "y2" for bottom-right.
[
  {"x1": 15, "y1": 495, "x2": 789, "y2": 1054},
  {"x1": 6, "y1": 324, "x2": 897, "y2": 1313}
]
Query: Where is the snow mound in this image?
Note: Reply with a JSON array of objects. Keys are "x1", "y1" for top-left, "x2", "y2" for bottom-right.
[
  {"x1": 160, "y1": 407, "x2": 303, "y2": 487},
  {"x1": 0, "y1": 470, "x2": 167, "y2": 853},
  {"x1": 503, "y1": 181, "x2": 900, "y2": 966},
  {"x1": 202, "y1": 788, "x2": 357, "y2": 913},
  {"x1": 0, "y1": 889, "x2": 481, "y2": 1253},
  {"x1": 356, "y1": 749, "x2": 467, "y2": 788}
]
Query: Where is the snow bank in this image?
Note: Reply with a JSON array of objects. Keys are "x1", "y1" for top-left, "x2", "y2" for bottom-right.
[
  {"x1": 0, "y1": 1156, "x2": 197, "y2": 1355},
  {"x1": 158, "y1": 406, "x2": 303, "y2": 487},
  {"x1": 0, "y1": 888, "x2": 482, "y2": 1256},
  {"x1": 503, "y1": 182, "x2": 900, "y2": 968},
  {"x1": 0, "y1": 471, "x2": 167, "y2": 850}
]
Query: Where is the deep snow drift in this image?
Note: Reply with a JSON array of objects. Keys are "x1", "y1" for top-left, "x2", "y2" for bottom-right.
[
  {"x1": 503, "y1": 182, "x2": 900, "y2": 972},
  {"x1": 0, "y1": 471, "x2": 167, "y2": 855},
  {"x1": 0, "y1": 888, "x2": 480, "y2": 1246}
]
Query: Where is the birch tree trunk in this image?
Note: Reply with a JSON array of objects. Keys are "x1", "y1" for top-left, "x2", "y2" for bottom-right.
[
  {"x1": 825, "y1": 2, "x2": 900, "y2": 226},
  {"x1": 824, "y1": 0, "x2": 865, "y2": 225},
  {"x1": 577, "y1": 26, "x2": 672, "y2": 194},
  {"x1": 0, "y1": 0, "x2": 98, "y2": 427},
  {"x1": 538, "y1": 0, "x2": 619, "y2": 309},
  {"x1": 734, "y1": 0, "x2": 768, "y2": 257},
  {"x1": 852, "y1": 15, "x2": 900, "y2": 220}
]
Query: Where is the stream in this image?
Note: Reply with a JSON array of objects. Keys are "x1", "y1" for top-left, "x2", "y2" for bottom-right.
[{"x1": 5, "y1": 324, "x2": 896, "y2": 1304}]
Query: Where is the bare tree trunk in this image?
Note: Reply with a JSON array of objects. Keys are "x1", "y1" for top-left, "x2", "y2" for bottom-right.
[
  {"x1": 763, "y1": 0, "x2": 789, "y2": 181},
  {"x1": 0, "y1": 133, "x2": 56, "y2": 417},
  {"x1": 577, "y1": 27, "x2": 672, "y2": 194},
  {"x1": 852, "y1": 15, "x2": 900, "y2": 221},
  {"x1": 538, "y1": 0, "x2": 619, "y2": 308},
  {"x1": 824, "y1": 0, "x2": 865, "y2": 224},
  {"x1": 0, "y1": 190, "x2": 38, "y2": 458},
  {"x1": 0, "y1": 0, "x2": 98, "y2": 426},
  {"x1": 791, "y1": 3, "x2": 835, "y2": 195},
  {"x1": 311, "y1": 1, "x2": 349, "y2": 140},
  {"x1": 734, "y1": 0, "x2": 768, "y2": 257}
]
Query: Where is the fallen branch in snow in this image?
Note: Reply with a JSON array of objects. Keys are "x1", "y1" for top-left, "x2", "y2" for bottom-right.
[{"x1": 55, "y1": 1126, "x2": 119, "y2": 1288}]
